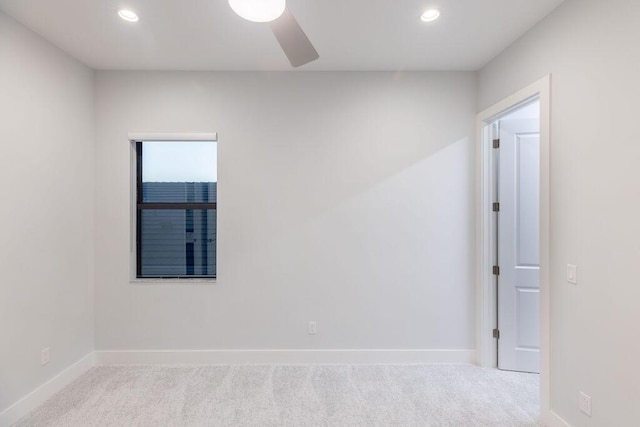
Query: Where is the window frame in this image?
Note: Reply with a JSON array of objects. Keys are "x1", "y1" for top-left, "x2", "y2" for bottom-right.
[{"x1": 128, "y1": 133, "x2": 218, "y2": 284}]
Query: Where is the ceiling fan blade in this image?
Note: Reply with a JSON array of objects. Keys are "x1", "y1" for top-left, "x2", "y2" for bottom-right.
[{"x1": 270, "y1": 8, "x2": 319, "y2": 67}]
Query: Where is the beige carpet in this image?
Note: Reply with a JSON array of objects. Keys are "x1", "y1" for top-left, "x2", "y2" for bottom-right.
[{"x1": 16, "y1": 364, "x2": 539, "y2": 426}]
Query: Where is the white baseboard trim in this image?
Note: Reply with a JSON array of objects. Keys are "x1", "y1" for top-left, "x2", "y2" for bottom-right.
[
  {"x1": 0, "y1": 352, "x2": 95, "y2": 427},
  {"x1": 542, "y1": 410, "x2": 571, "y2": 427},
  {"x1": 95, "y1": 349, "x2": 475, "y2": 366}
]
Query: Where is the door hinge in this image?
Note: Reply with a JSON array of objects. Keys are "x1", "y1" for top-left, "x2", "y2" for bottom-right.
[
  {"x1": 493, "y1": 265, "x2": 500, "y2": 276},
  {"x1": 492, "y1": 202, "x2": 500, "y2": 212},
  {"x1": 493, "y1": 139, "x2": 500, "y2": 149},
  {"x1": 493, "y1": 328, "x2": 500, "y2": 339}
]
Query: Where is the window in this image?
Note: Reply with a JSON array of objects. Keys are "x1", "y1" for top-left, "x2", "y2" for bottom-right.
[{"x1": 135, "y1": 140, "x2": 217, "y2": 279}]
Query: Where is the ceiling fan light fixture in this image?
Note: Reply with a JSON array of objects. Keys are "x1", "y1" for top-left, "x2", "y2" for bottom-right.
[
  {"x1": 228, "y1": 0, "x2": 286, "y2": 23},
  {"x1": 117, "y1": 9, "x2": 139, "y2": 22},
  {"x1": 420, "y1": 9, "x2": 441, "y2": 22}
]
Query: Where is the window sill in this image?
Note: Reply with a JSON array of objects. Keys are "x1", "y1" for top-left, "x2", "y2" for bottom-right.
[{"x1": 130, "y1": 278, "x2": 217, "y2": 285}]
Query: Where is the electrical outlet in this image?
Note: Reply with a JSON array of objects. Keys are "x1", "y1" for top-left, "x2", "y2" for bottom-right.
[
  {"x1": 41, "y1": 347, "x2": 50, "y2": 366},
  {"x1": 567, "y1": 264, "x2": 577, "y2": 284},
  {"x1": 579, "y1": 391, "x2": 592, "y2": 416},
  {"x1": 308, "y1": 321, "x2": 317, "y2": 335}
]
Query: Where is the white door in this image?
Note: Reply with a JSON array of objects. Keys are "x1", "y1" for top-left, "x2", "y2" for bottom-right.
[{"x1": 497, "y1": 115, "x2": 540, "y2": 373}]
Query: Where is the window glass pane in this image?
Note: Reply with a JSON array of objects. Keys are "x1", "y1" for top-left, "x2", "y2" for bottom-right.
[
  {"x1": 142, "y1": 141, "x2": 217, "y2": 203},
  {"x1": 140, "y1": 209, "x2": 216, "y2": 277}
]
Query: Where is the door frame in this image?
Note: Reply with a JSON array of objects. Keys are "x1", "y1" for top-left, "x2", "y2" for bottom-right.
[{"x1": 475, "y1": 75, "x2": 551, "y2": 420}]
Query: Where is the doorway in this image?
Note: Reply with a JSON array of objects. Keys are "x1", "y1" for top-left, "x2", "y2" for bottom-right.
[{"x1": 475, "y1": 75, "x2": 551, "y2": 421}]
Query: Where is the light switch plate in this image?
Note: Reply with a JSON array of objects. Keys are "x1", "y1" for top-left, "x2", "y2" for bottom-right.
[{"x1": 567, "y1": 264, "x2": 577, "y2": 284}]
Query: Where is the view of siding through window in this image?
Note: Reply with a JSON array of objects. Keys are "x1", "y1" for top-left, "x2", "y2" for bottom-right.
[{"x1": 139, "y1": 141, "x2": 217, "y2": 278}]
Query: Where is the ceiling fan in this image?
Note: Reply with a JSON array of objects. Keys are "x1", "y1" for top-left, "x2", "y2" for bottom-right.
[{"x1": 228, "y1": 0, "x2": 319, "y2": 67}]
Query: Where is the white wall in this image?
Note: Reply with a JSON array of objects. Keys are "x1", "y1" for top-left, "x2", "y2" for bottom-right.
[
  {"x1": 0, "y1": 11, "x2": 94, "y2": 412},
  {"x1": 479, "y1": 0, "x2": 640, "y2": 425},
  {"x1": 94, "y1": 71, "x2": 477, "y2": 353}
]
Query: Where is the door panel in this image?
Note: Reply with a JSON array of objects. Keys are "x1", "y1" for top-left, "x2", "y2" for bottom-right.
[
  {"x1": 516, "y1": 287, "x2": 540, "y2": 348},
  {"x1": 516, "y1": 134, "x2": 540, "y2": 267},
  {"x1": 498, "y1": 116, "x2": 540, "y2": 373}
]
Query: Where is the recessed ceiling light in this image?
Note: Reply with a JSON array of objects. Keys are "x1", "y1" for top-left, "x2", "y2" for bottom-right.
[
  {"x1": 117, "y1": 9, "x2": 139, "y2": 23},
  {"x1": 421, "y1": 9, "x2": 440, "y2": 23},
  {"x1": 228, "y1": 0, "x2": 285, "y2": 23}
]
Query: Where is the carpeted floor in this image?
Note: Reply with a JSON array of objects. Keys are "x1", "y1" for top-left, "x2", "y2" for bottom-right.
[{"x1": 15, "y1": 365, "x2": 539, "y2": 426}]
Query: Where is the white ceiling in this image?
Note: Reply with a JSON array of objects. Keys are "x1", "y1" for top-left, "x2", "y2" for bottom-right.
[{"x1": 0, "y1": 0, "x2": 564, "y2": 71}]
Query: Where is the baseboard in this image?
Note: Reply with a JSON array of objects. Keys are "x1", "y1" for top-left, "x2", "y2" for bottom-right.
[
  {"x1": 0, "y1": 352, "x2": 95, "y2": 427},
  {"x1": 542, "y1": 410, "x2": 571, "y2": 427},
  {"x1": 95, "y1": 349, "x2": 476, "y2": 365}
]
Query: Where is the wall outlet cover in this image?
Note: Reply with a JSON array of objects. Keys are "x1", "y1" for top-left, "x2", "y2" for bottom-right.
[
  {"x1": 579, "y1": 391, "x2": 592, "y2": 416},
  {"x1": 567, "y1": 264, "x2": 577, "y2": 284},
  {"x1": 41, "y1": 347, "x2": 50, "y2": 366},
  {"x1": 308, "y1": 321, "x2": 317, "y2": 335}
]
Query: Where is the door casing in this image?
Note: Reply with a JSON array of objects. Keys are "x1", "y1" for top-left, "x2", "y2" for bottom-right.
[{"x1": 475, "y1": 75, "x2": 551, "y2": 422}]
